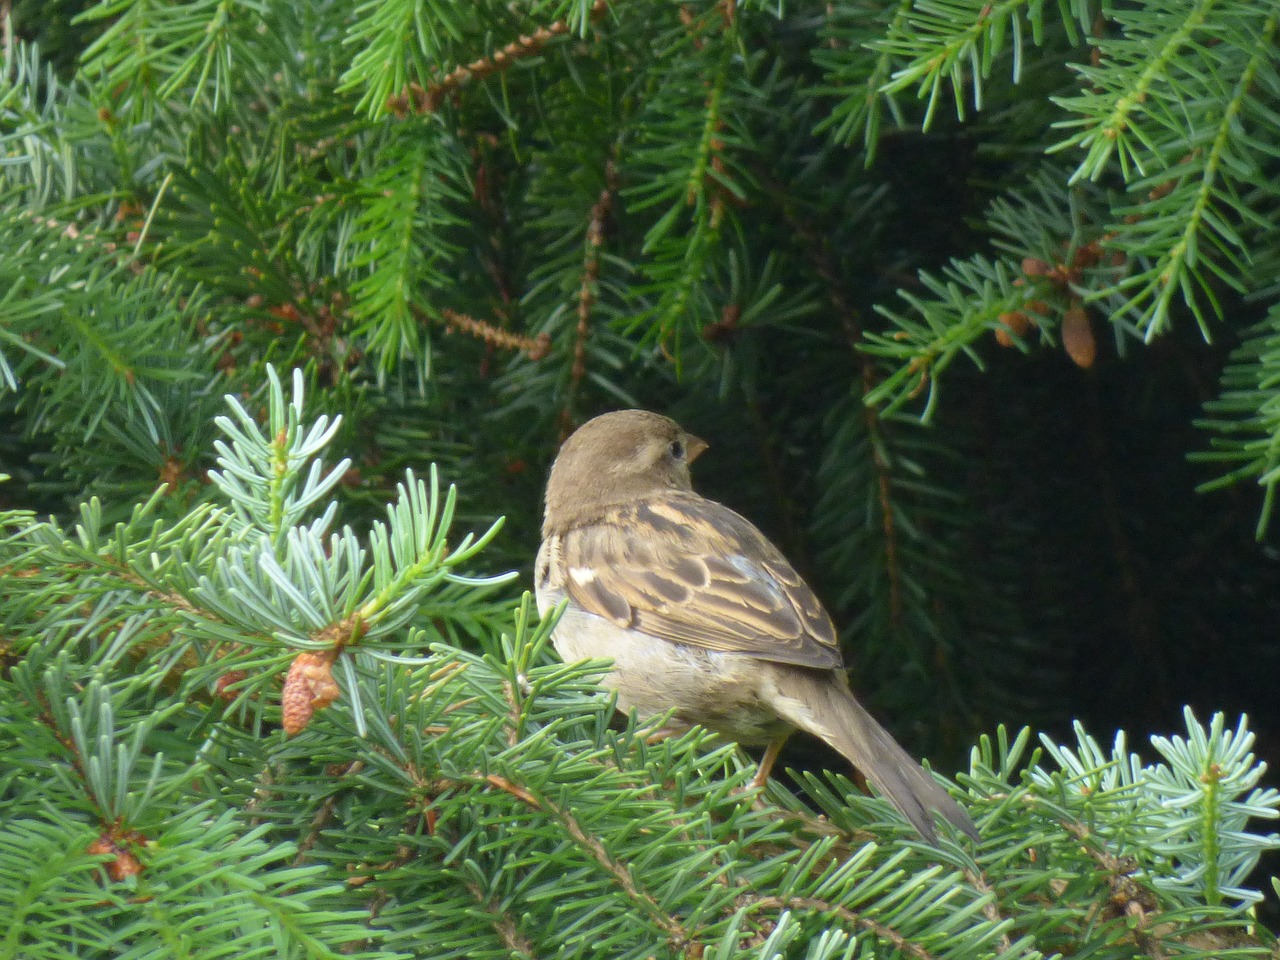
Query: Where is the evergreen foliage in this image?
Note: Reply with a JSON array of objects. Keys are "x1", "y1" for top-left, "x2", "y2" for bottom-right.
[
  {"x1": 2, "y1": 371, "x2": 1278, "y2": 957},
  {"x1": 3, "y1": 0, "x2": 1280, "y2": 955}
]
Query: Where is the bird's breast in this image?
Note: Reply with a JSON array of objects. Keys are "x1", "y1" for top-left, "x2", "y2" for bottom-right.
[{"x1": 533, "y1": 569, "x2": 791, "y2": 745}]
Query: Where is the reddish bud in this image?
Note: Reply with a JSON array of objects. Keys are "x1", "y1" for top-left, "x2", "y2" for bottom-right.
[{"x1": 1062, "y1": 305, "x2": 1096, "y2": 369}]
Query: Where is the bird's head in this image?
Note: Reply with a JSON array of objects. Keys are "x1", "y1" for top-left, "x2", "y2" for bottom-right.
[{"x1": 542, "y1": 410, "x2": 707, "y2": 535}]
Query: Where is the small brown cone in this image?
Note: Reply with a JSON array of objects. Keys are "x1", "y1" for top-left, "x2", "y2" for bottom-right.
[
  {"x1": 88, "y1": 833, "x2": 145, "y2": 882},
  {"x1": 1061, "y1": 304, "x2": 1096, "y2": 368},
  {"x1": 214, "y1": 669, "x2": 248, "y2": 701},
  {"x1": 1021, "y1": 257, "x2": 1051, "y2": 277},
  {"x1": 995, "y1": 311, "x2": 1033, "y2": 347},
  {"x1": 282, "y1": 650, "x2": 341, "y2": 736}
]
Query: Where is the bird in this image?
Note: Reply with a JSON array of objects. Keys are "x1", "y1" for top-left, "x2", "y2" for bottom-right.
[{"x1": 534, "y1": 409, "x2": 979, "y2": 844}]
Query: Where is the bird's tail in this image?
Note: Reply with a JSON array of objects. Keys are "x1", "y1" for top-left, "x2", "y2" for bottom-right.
[{"x1": 771, "y1": 669, "x2": 979, "y2": 844}]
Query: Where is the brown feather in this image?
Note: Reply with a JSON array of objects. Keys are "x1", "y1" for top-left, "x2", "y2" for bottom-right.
[
  {"x1": 561, "y1": 492, "x2": 843, "y2": 671},
  {"x1": 766, "y1": 665, "x2": 980, "y2": 842}
]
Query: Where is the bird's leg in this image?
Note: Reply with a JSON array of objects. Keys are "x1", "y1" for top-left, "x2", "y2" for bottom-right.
[{"x1": 750, "y1": 734, "x2": 790, "y2": 790}]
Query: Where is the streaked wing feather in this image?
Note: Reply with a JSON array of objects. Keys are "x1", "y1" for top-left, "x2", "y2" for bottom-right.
[{"x1": 562, "y1": 494, "x2": 842, "y2": 670}]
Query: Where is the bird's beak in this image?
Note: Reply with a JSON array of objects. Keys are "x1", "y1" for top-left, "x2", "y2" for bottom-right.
[{"x1": 686, "y1": 434, "x2": 709, "y2": 463}]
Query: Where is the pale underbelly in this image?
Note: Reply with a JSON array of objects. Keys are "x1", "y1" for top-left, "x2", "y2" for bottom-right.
[{"x1": 538, "y1": 591, "x2": 794, "y2": 745}]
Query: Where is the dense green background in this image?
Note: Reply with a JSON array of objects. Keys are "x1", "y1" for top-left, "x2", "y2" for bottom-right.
[{"x1": 4, "y1": 2, "x2": 1280, "y2": 956}]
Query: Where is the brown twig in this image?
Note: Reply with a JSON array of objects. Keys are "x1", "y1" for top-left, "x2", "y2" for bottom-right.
[
  {"x1": 526, "y1": 785, "x2": 692, "y2": 946},
  {"x1": 741, "y1": 895, "x2": 938, "y2": 960},
  {"x1": 349, "y1": 760, "x2": 692, "y2": 953},
  {"x1": 427, "y1": 306, "x2": 551, "y2": 360},
  {"x1": 464, "y1": 878, "x2": 539, "y2": 959},
  {"x1": 244, "y1": 761, "x2": 279, "y2": 828},
  {"x1": 561, "y1": 155, "x2": 619, "y2": 440},
  {"x1": 1058, "y1": 819, "x2": 1175, "y2": 957},
  {"x1": 388, "y1": 0, "x2": 610, "y2": 116},
  {"x1": 691, "y1": 71, "x2": 730, "y2": 229},
  {"x1": 346, "y1": 843, "x2": 418, "y2": 889},
  {"x1": 293, "y1": 760, "x2": 365, "y2": 866},
  {"x1": 963, "y1": 867, "x2": 1014, "y2": 953},
  {"x1": 500, "y1": 679, "x2": 524, "y2": 748},
  {"x1": 485, "y1": 774, "x2": 542, "y2": 808},
  {"x1": 34, "y1": 694, "x2": 95, "y2": 810}
]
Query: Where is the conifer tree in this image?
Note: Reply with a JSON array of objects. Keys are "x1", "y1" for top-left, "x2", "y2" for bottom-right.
[{"x1": 3, "y1": 2, "x2": 1280, "y2": 957}]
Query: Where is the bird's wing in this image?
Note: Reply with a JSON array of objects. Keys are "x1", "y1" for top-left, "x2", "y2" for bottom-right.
[{"x1": 560, "y1": 493, "x2": 843, "y2": 670}]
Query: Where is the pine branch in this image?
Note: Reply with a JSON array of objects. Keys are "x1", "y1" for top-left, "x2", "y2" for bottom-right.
[
  {"x1": 1196, "y1": 302, "x2": 1280, "y2": 536},
  {"x1": 871, "y1": 0, "x2": 1086, "y2": 128},
  {"x1": 622, "y1": 8, "x2": 754, "y2": 353},
  {"x1": 4, "y1": 370, "x2": 1280, "y2": 958},
  {"x1": 812, "y1": 0, "x2": 914, "y2": 158},
  {"x1": 1054, "y1": 2, "x2": 1280, "y2": 337},
  {"x1": 346, "y1": 125, "x2": 469, "y2": 370},
  {"x1": 386, "y1": 0, "x2": 609, "y2": 117}
]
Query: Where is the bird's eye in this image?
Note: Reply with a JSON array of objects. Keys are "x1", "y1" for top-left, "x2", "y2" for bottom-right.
[{"x1": 669, "y1": 439, "x2": 685, "y2": 460}]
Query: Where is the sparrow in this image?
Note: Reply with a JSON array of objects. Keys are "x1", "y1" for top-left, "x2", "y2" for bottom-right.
[{"x1": 535, "y1": 409, "x2": 978, "y2": 844}]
